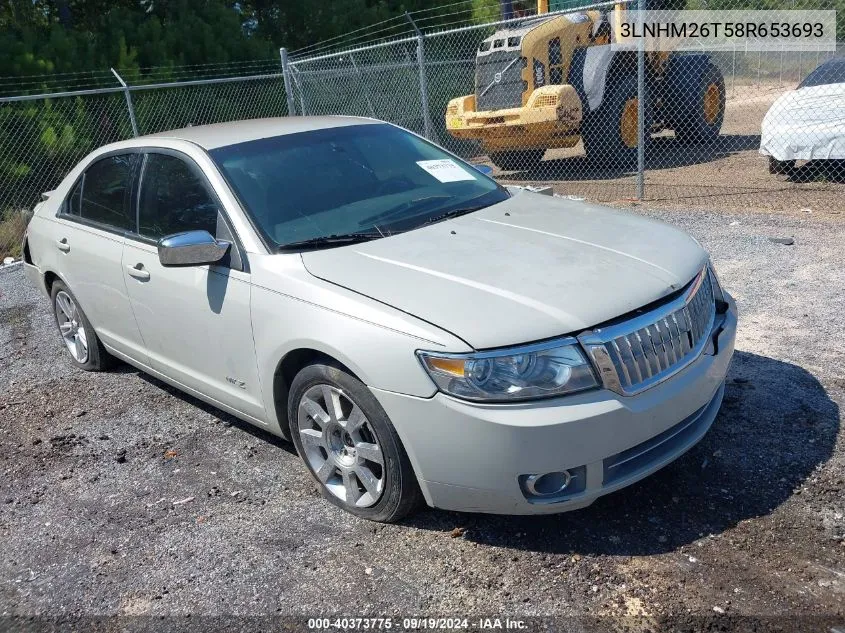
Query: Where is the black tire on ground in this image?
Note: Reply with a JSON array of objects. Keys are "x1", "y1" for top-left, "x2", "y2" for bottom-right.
[
  {"x1": 768, "y1": 156, "x2": 796, "y2": 175},
  {"x1": 582, "y1": 76, "x2": 650, "y2": 166},
  {"x1": 287, "y1": 362, "x2": 422, "y2": 523},
  {"x1": 50, "y1": 280, "x2": 115, "y2": 371},
  {"x1": 674, "y1": 62, "x2": 726, "y2": 144},
  {"x1": 487, "y1": 149, "x2": 544, "y2": 172}
]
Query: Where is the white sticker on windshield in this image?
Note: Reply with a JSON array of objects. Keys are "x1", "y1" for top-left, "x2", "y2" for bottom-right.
[{"x1": 416, "y1": 159, "x2": 476, "y2": 183}]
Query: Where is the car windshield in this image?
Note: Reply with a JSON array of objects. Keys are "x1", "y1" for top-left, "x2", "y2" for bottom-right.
[
  {"x1": 799, "y1": 58, "x2": 845, "y2": 88},
  {"x1": 209, "y1": 123, "x2": 509, "y2": 250}
]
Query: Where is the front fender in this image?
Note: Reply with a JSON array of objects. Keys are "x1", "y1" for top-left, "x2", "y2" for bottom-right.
[{"x1": 249, "y1": 256, "x2": 471, "y2": 432}]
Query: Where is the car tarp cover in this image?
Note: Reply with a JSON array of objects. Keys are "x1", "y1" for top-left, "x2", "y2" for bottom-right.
[{"x1": 760, "y1": 81, "x2": 845, "y2": 162}]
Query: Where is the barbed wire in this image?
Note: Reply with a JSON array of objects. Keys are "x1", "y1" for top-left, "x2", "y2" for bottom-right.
[
  {"x1": 289, "y1": 0, "x2": 484, "y2": 57},
  {"x1": 0, "y1": 57, "x2": 284, "y2": 97}
]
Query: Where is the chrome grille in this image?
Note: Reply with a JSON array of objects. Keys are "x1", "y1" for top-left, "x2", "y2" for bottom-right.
[
  {"x1": 475, "y1": 50, "x2": 525, "y2": 111},
  {"x1": 578, "y1": 269, "x2": 716, "y2": 395}
]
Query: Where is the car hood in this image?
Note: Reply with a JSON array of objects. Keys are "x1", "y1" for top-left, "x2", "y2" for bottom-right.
[{"x1": 302, "y1": 191, "x2": 707, "y2": 349}]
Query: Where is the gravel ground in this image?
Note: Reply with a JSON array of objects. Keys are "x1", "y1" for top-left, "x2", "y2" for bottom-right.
[
  {"x1": 484, "y1": 82, "x2": 845, "y2": 214},
  {"x1": 0, "y1": 206, "x2": 843, "y2": 632}
]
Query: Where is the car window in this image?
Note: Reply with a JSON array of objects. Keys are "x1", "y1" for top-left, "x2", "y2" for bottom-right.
[
  {"x1": 65, "y1": 178, "x2": 83, "y2": 217},
  {"x1": 67, "y1": 154, "x2": 136, "y2": 231},
  {"x1": 139, "y1": 154, "x2": 219, "y2": 240},
  {"x1": 209, "y1": 123, "x2": 508, "y2": 249}
]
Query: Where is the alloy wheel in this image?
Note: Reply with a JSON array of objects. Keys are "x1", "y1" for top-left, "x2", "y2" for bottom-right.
[
  {"x1": 297, "y1": 384, "x2": 385, "y2": 508},
  {"x1": 55, "y1": 290, "x2": 89, "y2": 363}
]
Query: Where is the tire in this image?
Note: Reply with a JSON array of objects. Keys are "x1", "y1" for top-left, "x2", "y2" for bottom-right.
[
  {"x1": 582, "y1": 76, "x2": 650, "y2": 166},
  {"x1": 487, "y1": 149, "x2": 544, "y2": 172},
  {"x1": 673, "y1": 62, "x2": 725, "y2": 144},
  {"x1": 768, "y1": 156, "x2": 796, "y2": 175},
  {"x1": 287, "y1": 362, "x2": 422, "y2": 523},
  {"x1": 50, "y1": 280, "x2": 114, "y2": 371}
]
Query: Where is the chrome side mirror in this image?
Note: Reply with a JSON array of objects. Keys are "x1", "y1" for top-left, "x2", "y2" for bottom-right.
[{"x1": 157, "y1": 230, "x2": 229, "y2": 267}]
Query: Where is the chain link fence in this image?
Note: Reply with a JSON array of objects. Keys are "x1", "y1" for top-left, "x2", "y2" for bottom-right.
[
  {"x1": 0, "y1": 66, "x2": 289, "y2": 232},
  {"x1": 285, "y1": 0, "x2": 844, "y2": 213},
  {"x1": 1, "y1": 0, "x2": 843, "y2": 243}
]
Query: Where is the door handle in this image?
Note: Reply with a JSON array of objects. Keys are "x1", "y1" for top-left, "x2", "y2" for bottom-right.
[
  {"x1": 126, "y1": 264, "x2": 150, "y2": 281},
  {"x1": 56, "y1": 239, "x2": 70, "y2": 253}
]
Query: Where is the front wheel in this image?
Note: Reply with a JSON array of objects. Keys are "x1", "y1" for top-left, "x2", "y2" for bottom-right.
[
  {"x1": 768, "y1": 156, "x2": 796, "y2": 175},
  {"x1": 487, "y1": 149, "x2": 544, "y2": 172},
  {"x1": 288, "y1": 362, "x2": 422, "y2": 522}
]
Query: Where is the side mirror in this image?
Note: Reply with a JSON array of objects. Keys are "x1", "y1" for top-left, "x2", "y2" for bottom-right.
[{"x1": 157, "y1": 230, "x2": 229, "y2": 267}]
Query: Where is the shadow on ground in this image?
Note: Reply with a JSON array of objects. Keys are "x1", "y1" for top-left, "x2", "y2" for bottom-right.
[
  {"x1": 404, "y1": 350, "x2": 839, "y2": 555},
  {"x1": 788, "y1": 159, "x2": 845, "y2": 184},
  {"x1": 133, "y1": 369, "x2": 298, "y2": 456},
  {"x1": 127, "y1": 349, "x2": 838, "y2": 555},
  {"x1": 502, "y1": 134, "x2": 763, "y2": 181}
]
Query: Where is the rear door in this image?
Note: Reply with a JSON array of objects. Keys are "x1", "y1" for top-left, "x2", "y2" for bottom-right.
[
  {"x1": 121, "y1": 150, "x2": 264, "y2": 421},
  {"x1": 49, "y1": 152, "x2": 148, "y2": 361}
]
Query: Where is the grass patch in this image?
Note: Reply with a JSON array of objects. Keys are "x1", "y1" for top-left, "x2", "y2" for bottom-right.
[{"x1": 0, "y1": 210, "x2": 31, "y2": 260}]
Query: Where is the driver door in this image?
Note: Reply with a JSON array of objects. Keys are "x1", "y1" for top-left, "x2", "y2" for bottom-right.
[{"x1": 122, "y1": 150, "x2": 265, "y2": 422}]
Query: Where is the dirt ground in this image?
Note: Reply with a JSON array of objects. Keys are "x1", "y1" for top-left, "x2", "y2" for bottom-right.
[
  {"x1": 482, "y1": 80, "x2": 845, "y2": 217},
  {"x1": 0, "y1": 205, "x2": 844, "y2": 633}
]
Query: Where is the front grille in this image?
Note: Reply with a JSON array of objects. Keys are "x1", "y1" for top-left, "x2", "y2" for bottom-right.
[
  {"x1": 534, "y1": 94, "x2": 558, "y2": 107},
  {"x1": 475, "y1": 50, "x2": 525, "y2": 111},
  {"x1": 579, "y1": 269, "x2": 716, "y2": 395}
]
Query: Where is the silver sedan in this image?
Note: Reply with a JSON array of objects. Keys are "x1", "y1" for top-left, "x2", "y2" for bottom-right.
[{"x1": 22, "y1": 116, "x2": 737, "y2": 522}]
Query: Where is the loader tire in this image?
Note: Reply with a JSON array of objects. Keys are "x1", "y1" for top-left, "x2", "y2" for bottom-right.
[
  {"x1": 674, "y1": 62, "x2": 725, "y2": 144},
  {"x1": 582, "y1": 76, "x2": 650, "y2": 167}
]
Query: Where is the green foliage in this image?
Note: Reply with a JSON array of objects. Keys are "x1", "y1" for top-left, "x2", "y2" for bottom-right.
[
  {"x1": 0, "y1": 0, "x2": 842, "y2": 219},
  {"x1": 0, "y1": 209, "x2": 30, "y2": 259},
  {"x1": 471, "y1": 0, "x2": 503, "y2": 23}
]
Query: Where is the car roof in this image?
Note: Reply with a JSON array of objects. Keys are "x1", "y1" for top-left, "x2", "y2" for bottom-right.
[
  {"x1": 800, "y1": 57, "x2": 845, "y2": 87},
  {"x1": 139, "y1": 115, "x2": 381, "y2": 150}
]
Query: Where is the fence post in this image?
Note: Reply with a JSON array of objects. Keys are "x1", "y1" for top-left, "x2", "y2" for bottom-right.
[
  {"x1": 635, "y1": 0, "x2": 645, "y2": 200},
  {"x1": 110, "y1": 68, "x2": 139, "y2": 137},
  {"x1": 349, "y1": 53, "x2": 377, "y2": 118},
  {"x1": 730, "y1": 49, "x2": 737, "y2": 95},
  {"x1": 405, "y1": 12, "x2": 435, "y2": 141},
  {"x1": 280, "y1": 48, "x2": 298, "y2": 116},
  {"x1": 290, "y1": 66, "x2": 309, "y2": 115}
]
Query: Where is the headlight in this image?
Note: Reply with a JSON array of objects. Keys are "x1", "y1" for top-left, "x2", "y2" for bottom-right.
[{"x1": 417, "y1": 339, "x2": 599, "y2": 402}]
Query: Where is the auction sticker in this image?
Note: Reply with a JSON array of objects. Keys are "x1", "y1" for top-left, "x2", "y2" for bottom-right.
[{"x1": 417, "y1": 159, "x2": 476, "y2": 183}]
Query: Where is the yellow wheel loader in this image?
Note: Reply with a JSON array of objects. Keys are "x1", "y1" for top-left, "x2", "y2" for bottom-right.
[{"x1": 445, "y1": 0, "x2": 726, "y2": 171}]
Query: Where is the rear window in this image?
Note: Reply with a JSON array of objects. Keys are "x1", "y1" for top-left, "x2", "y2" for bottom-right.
[{"x1": 65, "y1": 154, "x2": 136, "y2": 231}]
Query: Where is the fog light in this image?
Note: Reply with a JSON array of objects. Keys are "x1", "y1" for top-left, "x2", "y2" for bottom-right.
[{"x1": 525, "y1": 470, "x2": 572, "y2": 496}]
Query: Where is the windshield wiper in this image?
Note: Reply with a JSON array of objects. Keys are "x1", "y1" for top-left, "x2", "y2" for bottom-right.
[
  {"x1": 278, "y1": 231, "x2": 384, "y2": 252},
  {"x1": 419, "y1": 205, "x2": 486, "y2": 227},
  {"x1": 359, "y1": 195, "x2": 452, "y2": 226}
]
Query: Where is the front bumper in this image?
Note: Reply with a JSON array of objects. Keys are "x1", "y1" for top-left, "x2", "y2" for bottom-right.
[
  {"x1": 373, "y1": 296, "x2": 737, "y2": 515},
  {"x1": 445, "y1": 87, "x2": 583, "y2": 151}
]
